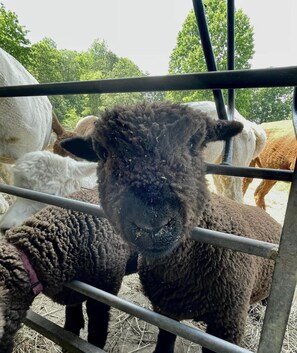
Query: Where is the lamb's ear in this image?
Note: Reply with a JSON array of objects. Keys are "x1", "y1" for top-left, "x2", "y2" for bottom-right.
[
  {"x1": 60, "y1": 137, "x2": 99, "y2": 162},
  {"x1": 204, "y1": 119, "x2": 243, "y2": 144}
]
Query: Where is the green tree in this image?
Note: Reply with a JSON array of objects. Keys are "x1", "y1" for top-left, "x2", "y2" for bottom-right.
[
  {"x1": 59, "y1": 49, "x2": 87, "y2": 118},
  {"x1": 26, "y1": 38, "x2": 147, "y2": 124},
  {"x1": 0, "y1": 6, "x2": 149, "y2": 126},
  {"x1": 88, "y1": 39, "x2": 118, "y2": 75},
  {"x1": 102, "y1": 57, "x2": 146, "y2": 108},
  {"x1": 80, "y1": 70, "x2": 105, "y2": 117},
  {"x1": 108, "y1": 57, "x2": 143, "y2": 78},
  {"x1": 28, "y1": 38, "x2": 63, "y2": 83},
  {"x1": 0, "y1": 3, "x2": 31, "y2": 65},
  {"x1": 249, "y1": 87, "x2": 293, "y2": 123},
  {"x1": 144, "y1": 91, "x2": 166, "y2": 102},
  {"x1": 27, "y1": 38, "x2": 71, "y2": 120},
  {"x1": 167, "y1": 0, "x2": 254, "y2": 117}
]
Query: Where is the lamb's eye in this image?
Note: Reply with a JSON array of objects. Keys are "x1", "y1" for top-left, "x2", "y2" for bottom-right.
[{"x1": 188, "y1": 137, "x2": 197, "y2": 154}]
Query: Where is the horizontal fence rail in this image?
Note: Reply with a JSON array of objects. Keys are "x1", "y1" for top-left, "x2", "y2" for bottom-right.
[
  {"x1": 1, "y1": 67, "x2": 297, "y2": 98},
  {"x1": 0, "y1": 164, "x2": 292, "y2": 208},
  {"x1": 0, "y1": 184, "x2": 105, "y2": 218},
  {"x1": 24, "y1": 310, "x2": 103, "y2": 353},
  {"x1": 65, "y1": 280, "x2": 252, "y2": 353},
  {"x1": 205, "y1": 164, "x2": 293, "y2": 181},
  {"x1": 192, "y1": 228, "x2": 279, "y2": 260},
  {"x1": 0, "y1": 183, "x2": 279, "y2": 259}
]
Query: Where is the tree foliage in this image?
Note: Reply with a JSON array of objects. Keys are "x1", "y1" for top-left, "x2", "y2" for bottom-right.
[
  {"x1": 88, "y1": 40, "x2": 118, "y2": 74},
  {"x1": 167, "y1": 0, "x2": 254, "y2": 116},
  {"x1": 0, "y1": 3, "x2": 31, "y2": 65},
  {"x1": 26, "y1": 38, "x2": 147, "y2": 125},
  {"x1": 28, "y1": 38, "x2": 64, "y2": 82},
  {"x1": 1, "y1": 2, "x2": 292, "y2": 126},
  {"x1": 0, "y1": 3, "x2": 148, "y2": 127},
  {"x1": 249, "y1": 87, "x2": 293, "y2": 123},
  {"x1": 101, "y1": 57, "x2": 146, "y2": 108}
]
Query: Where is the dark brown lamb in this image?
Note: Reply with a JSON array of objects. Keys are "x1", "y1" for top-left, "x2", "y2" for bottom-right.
[
  {"x1": 0, "y1": 188, "x2": 137, "y2": 353},
  {"x1": 61, "y1": 102, "x2": 281, "y2": 353}
]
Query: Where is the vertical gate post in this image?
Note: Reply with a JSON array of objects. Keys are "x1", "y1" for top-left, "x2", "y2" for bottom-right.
[
  {"x1": 225, "y1": 0, "x2": 235, "y2": 165},
  {"x1": 192, "y1": 0, "x2": 227, "y2": 120},
  {"x1": 257, "y1": 158, "x2": 297, "y2": 352},
  {"x1": 192, "y1": 0, "x2": 234, "y2": 164}
]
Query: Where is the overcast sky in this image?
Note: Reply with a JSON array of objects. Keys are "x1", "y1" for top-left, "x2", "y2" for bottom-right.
[{"x1": 2, "y1": 0, "x2": 297, "y2": 75}]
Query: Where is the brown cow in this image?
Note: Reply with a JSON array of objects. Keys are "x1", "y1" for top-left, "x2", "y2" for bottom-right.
[{"x1": 242, "y1": 120, "x2": 296, "y2": 210}]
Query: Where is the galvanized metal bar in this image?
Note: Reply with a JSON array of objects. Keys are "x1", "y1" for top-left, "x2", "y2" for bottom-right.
[
  {"x1": 65, "y1": 281, "x2": 251, "y2": 353},
  {"x1": 206, "y1": 164, "x2": 293, "y2": 181},
  {"x1": 223, "y1": 0, "x2": 235, "y2": 166},
  {"x1": 0, "y1": 183, "x2": 279, "y2": 259},
  {"x1": 292, "y1": 87, "x2": 297, "y2": 137},
  {"x1": 24, "y1": 309, "x2": 104, "y2": 353},
  {"x1": 192, "y1": 0, "x2": 218, "y2": 72},
  {"x1": 0, "y1": 168, "x2": 292, "y2": 211},
  {"x1": 0, "y1": 165, "x2": 291, "y2": 216},
  {"x1": 1, "y1": 67, "x2": 297, "y2": 97},
  {"x1": 0, "y1": 184, "x2": 104, "y2": 217},
  {"x1": 192, "y1": 0, "x2": 228, "y2": 122},
  {"x1": 191, "y1": 227, "x2": 278, "y2": 260},
  {"x1": 257, "y1": 158, "x2": 297, "y2": 352},
  {"x1": 227, "y1": 0, "x2": 235, "y2": 75}
]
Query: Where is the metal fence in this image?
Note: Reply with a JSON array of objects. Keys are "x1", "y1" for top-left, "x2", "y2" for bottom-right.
[{"x1": 1, "y1": 0, "x2": 297, "y2": 352}]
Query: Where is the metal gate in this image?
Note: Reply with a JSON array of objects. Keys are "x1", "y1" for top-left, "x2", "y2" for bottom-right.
[{"x1": 1, "y1": 1, "x2": 297, "y2": 352}]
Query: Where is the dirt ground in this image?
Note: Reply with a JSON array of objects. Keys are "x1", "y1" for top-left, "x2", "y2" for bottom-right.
[{"x1": 10, "y1": 177, "x2": 297, "y2": 353}]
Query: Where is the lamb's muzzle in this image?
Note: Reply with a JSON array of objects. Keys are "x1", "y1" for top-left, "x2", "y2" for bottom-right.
[{"x1": 119, "y1": 183, "x2": 184, "y2": 257}]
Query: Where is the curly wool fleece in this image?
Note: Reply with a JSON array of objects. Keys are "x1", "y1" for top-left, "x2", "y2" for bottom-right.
[{"x1": 0, "y1": 188, "x2": 133, "y2": 353}]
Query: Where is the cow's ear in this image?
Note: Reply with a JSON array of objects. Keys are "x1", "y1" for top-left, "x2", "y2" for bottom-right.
[
  {"x1": 60, "y1": 137, "x2": 99, "y2": 162},
  {"x1": 204, "y1": 119, "x2": 243, "y2": 144},
  {"x1": 188, "y1": 117, "x2": 243, "y2": 155}
]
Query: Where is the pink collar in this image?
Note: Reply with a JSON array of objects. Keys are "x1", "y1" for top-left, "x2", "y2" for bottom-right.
[{"x1": 19, "y1": 250, "x2": 43, "y2": 296}]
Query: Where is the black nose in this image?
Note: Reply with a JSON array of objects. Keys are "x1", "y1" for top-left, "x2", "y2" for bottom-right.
[
  {"x1": 133, "y1": 215, "x2": 171, "y2": 232},
  {"x1": 123, "y1": 183, "x2": 175, "y2": 229},
  {"x1": 119, "y1": 183, "x2": 184, "y2": 257},
  {"x1": 131, "y1": 183, "x2": 170, "y2": 206}
]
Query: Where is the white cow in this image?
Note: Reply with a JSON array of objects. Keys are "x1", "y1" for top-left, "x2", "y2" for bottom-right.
[
  {"x1": 186, "y1": 101, "x2": 267, "y2": 202},
  {"x1": 0, "y1": 48, "x2": 53, "y2": 212}
]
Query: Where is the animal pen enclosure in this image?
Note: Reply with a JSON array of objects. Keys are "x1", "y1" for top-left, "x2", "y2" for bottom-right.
[{"x1": 1, "y1": 0, "x2": 297, "y2": 352}]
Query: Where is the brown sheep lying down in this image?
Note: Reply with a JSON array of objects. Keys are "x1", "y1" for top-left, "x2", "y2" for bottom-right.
[
  {"x1": 61, "y1": 102, "x2": 281, "y2": 353},
  {"x1": 242, "y1": 119, "x2": 296, "y2": 210},
  {"x1": 0, "y1": 188, "x2": 137, "y2": 353}
]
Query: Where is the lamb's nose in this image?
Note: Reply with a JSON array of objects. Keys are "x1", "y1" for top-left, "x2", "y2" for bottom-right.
[
  {"x1": 122, "y1": 182, "x2": 179, "y2": 234},
  {"x1": 130, "y1": 183, "x2": 172, "y2": 205},
  {"x1": 133, "y1": 215, "x2": 171, "y2": 232}
]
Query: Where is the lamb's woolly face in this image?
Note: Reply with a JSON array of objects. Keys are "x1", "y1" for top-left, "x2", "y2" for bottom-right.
[{"x1": 61, "y1": 102, "x2": 243, "y2": 258}]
